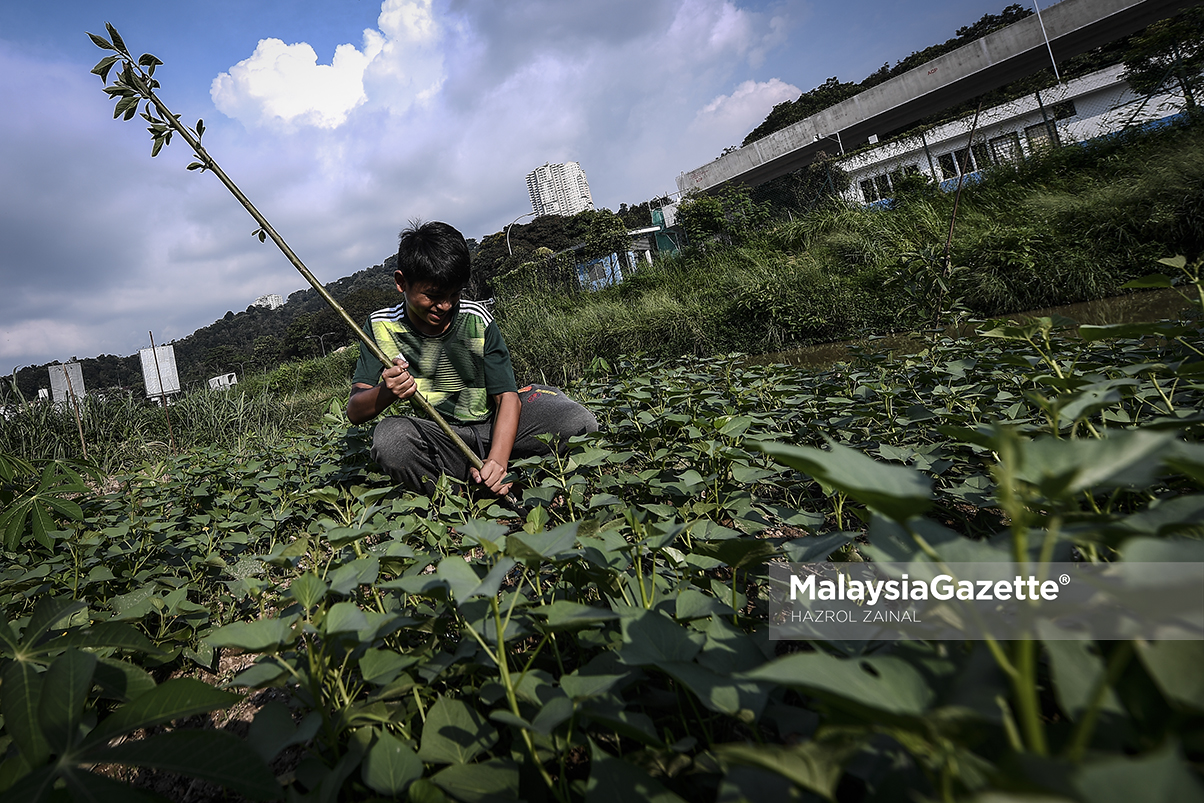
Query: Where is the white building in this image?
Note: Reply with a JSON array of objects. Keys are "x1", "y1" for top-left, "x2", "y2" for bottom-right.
[
  {"x1": 253, "y1": 293, "x2": 284, "y2": 310},
  {"x1": 208, "y1": 372, "x2": 238, "y2": 391},
  {"x1": 836, "y1": 64, "x2": 1190, "y2": 205},
  {"x1": 526, "y1": 162, "x2": 595, "y2": 217}
]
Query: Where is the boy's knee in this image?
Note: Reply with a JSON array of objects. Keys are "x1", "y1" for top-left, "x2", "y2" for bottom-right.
[
  {"x1": 370, "y1": 418, "x2": 423, "y2": 473},
  {"x1": 545, "y1": 400, "x2": 599, "y2": 454},
  {"x1": 565, "y1": 404, "x2": 599, "y2": 437}
]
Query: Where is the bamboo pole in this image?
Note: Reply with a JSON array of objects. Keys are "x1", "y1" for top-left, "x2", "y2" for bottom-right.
[
  {"x1": 148, "y1": 332, "x2": 177, "y2": 453},
  {"x1": 62, "y1": 366, "x2": 88, "y2": 461}
]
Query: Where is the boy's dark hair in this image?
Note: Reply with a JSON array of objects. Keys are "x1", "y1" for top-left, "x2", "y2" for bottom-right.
[{"x1": 396, "y1": 220, "x2": 472, "y2": 288}]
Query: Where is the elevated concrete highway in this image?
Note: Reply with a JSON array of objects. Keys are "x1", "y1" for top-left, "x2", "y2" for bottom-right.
[{"x1": 677, "y1": 0, "x2": 1201, "y2": 195}]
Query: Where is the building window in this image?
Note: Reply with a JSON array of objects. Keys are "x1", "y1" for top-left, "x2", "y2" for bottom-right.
[
  {"x1": 1051, "y1": 100, "x2": 1076, "y2": 120},
  {"x1": 861, "y1": 178, "x2": 879, "y2": 203},
  {"x1": 887, "y1": 165, "x2": 923, "y2": 193},
  {"x1": 939, "y1": 148, "x2": 976, "y2": 179},
  {"x1": 989, "y1": 132, "x2": 1022, "y2": 164},
  {"x1": 1025, "y1": 121, "x2": 1058, "y2": 152},
  {"x1": 972, "y1": 142, "x2": 992, "y2": 169},
  {"x1": 860, "y1": 166, "x2": 923, "y2": 202},
  {"x1": 938, "y1": 152, "x2": 957, "y2": 179},
  {"x1": 956, "y1": 147, "x2": 976, "y2": 174}
]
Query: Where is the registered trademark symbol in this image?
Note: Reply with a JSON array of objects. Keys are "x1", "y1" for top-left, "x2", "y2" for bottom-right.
[{"x1": 1059, "y1": 573, "x2": 1071, "y2": 585}]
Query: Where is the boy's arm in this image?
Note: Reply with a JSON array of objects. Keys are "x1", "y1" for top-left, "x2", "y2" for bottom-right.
[
  {"x1": 472, "y1": 391, "x2": 520, "y2": 495},
  {"x1": 347, "y1": 357, "x2": 416, "y2": 424}
]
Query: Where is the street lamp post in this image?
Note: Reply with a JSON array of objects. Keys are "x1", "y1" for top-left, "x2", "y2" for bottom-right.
[
  {"x1": 506, "y1": 211, "x2": 537, "y2": 255},
  {"x1": 306, "y1": 332, "x2": 335, "y2": 357}
]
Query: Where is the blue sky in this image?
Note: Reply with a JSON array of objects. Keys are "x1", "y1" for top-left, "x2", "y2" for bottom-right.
[{"x1": 0, "y1": 0, "x2": 1018, "y2": 374}]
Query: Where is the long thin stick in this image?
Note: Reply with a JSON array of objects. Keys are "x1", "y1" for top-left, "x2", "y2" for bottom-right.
[
  {"x1": 148, "y1": 332, "x2": 177, "y2": 453},
  {"x1": 62, "y1": 366, "x2": 88, "y2": 461},
  {"x1": 91, "y1": 25, "x2": 523, "y2": 509}
]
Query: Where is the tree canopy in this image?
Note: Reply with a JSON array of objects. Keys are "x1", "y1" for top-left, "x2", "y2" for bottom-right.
[{"x1": 1122, "y1": 6, "x2": 1204, "y2": 109}]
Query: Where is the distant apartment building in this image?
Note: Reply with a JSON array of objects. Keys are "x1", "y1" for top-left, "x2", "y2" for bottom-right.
[
  {"x1": 526, "y1": 162, "x2": 595, "y2": 217},
  {"x1": 253, "y1": 293, "x2": 284, "y2": 310}
]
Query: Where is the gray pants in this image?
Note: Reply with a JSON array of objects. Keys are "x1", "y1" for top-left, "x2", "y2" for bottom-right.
[{"x1": 370, "y1": 384, "x2": 599, "y2": 494}]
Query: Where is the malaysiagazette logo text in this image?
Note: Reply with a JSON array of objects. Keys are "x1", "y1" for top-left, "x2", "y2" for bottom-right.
[{"x1": 790, "y1": 572, "x2": 1062, "y2": 605}]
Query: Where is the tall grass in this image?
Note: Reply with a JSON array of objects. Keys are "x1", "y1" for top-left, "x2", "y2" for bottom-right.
[
  {"x1": 498, "y1": 117, "x2": 1204, "y2": 380},
  {"x1": 0, "y1": 348, "x2": 357, "y2": 472}
]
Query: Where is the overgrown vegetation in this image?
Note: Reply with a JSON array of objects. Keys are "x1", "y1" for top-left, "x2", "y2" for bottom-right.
[{"x1": 499, "y1": 116, "x2": 1204, "y2": 380}]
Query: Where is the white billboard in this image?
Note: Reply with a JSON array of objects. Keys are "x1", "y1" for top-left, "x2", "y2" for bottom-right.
[
  {"x1": 48, "y1": 363, "x2": 85, "y2": 405},
  {"x1": 140, "y1": 345, "x2": 181, "y2": 398}
]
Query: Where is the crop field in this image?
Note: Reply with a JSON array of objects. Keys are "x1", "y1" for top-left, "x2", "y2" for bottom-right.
[{"x1": 2, "y1": 272, "x2": 1203, "y2": 800}]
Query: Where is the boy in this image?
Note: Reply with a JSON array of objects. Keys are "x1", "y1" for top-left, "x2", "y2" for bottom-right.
[{"x1": 348, "y1": 220, "x2": 598, "y2": 496}]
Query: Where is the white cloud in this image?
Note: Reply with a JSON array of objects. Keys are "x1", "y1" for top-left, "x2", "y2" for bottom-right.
[
  {"x1": 365, "y1": 0, "x2": 445, "y2": 108},
  {"x1": 211, "y1": 38, "x2": 377, "y2": 128},
  {"x1": 667, "y1": 0, "x2": 754, "y2": 61},
  {"x1": 211, "y1": 0, "x2": 443, "y2": 129},
  {"x1": 690, "y1": 77, "x2": 801, "y2": 147}
]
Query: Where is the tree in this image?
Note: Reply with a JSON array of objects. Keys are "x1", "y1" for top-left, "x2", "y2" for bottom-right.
[
  {"x1": 252, "y1": 335, "x2": 284, "y2": 371},
  {"x1": 583, "y1": 209, "x2": 629, "y2": 262},
  {"x1": 676, "y1": 185, "x2": 771, "y2": 246},
  {"x1": 283, "y1": 313, "x2": 319, "y2": 360},
  {"x1": 675, "y1": 190, "x2": 727, "y2": 245},
  {"x1": 203, "y1": 345, "x2": 242, "y2": 375},
  {"x1": 1122, "y1": 7, "x2": 1204, "y2": 109}
]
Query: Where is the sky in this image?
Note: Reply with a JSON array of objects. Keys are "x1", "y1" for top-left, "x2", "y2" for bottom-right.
[{"x1": 0, "y1": 0, "x2": 1018, "y2": 373}]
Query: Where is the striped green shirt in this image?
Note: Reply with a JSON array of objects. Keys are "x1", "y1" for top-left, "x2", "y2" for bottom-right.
[{"x1": 352, "y1": 298, "x2": 517, "y2": 424}]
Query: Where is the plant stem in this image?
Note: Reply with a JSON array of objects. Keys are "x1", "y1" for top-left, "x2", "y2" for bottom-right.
[
  {"x1": 489, "y1": 597, "x2": 565, "y2": 802},
  {"x1": 1012, "y1": 637, "x2": 1047, "y2": 755},
  {"x1": 996, "y1": 693, "x2": 1025, "y2": 752},
  {"x1": 1065, "y1": 640, "x2": 1133, "y2": 762}
]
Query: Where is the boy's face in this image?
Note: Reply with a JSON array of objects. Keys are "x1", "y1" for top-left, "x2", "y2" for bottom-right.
[{"x1": 396, "y1": 272, "x2": 461, "y2": 336}]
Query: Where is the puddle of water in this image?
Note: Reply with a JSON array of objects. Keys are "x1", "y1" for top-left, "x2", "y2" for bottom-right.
[
  {"x1": 1013, "y1": 288, "x2": 1194, "y2": 327},
  {"x1": 752, "y1": 288, "x2": 1196, "y2": 368}
]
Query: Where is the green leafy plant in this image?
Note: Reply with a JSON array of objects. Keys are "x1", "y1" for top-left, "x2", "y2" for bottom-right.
[
  {"x1": 0, "y1": 597, "x2": 277, "y2": 801},
  {"x1": 0, "y1": 456, "x2": 94, "y2": 551}
]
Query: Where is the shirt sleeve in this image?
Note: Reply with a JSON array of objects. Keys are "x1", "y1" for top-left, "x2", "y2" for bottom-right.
[
  {"x1": 350, "y1": 319, "x2": 384, "y2": 386},
  {"x1": 483, "y1": 321, "x2": 518, "y2": 396}
]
